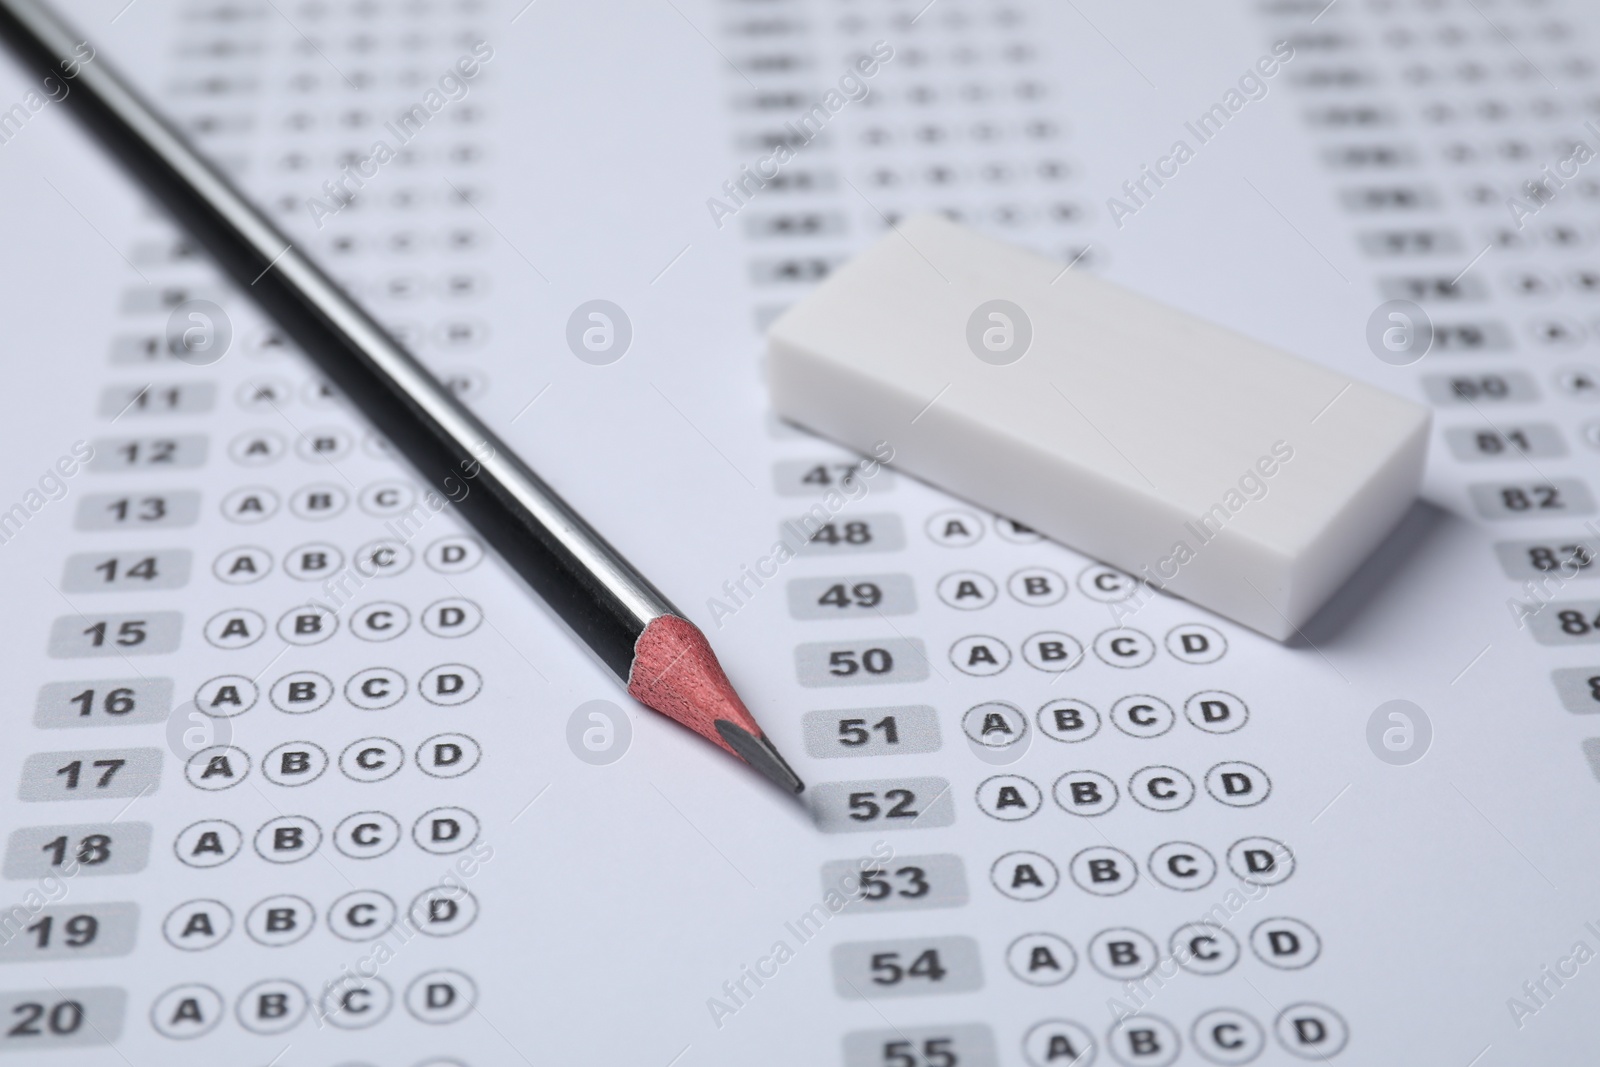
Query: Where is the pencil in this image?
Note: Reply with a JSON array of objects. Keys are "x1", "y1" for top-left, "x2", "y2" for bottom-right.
[{"x1": 0, "y1": 0, "x2": 804, "y2": 793}]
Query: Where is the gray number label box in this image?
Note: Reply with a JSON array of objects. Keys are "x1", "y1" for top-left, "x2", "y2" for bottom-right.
[
  {"x1": 74, "y1": 491, "x2": 201, "y2": 531},
  {"x1": 1421, "y1": 371, "x2": 1538, "y2": 405},
  {"x1": 120, "y1": 285, "x2": 221, "y2": 313},
  {"x1": 1493, "y1": 539, "x2": 1598, "y2": 581},
  {"x1": 3, "y1": 823, "x2": 152, "y2": 879},
  {"x1": 1433, "y1": 320, "x2": 1513, "y2": 352},
  {"x1": 823, "y1": 853, "x2": 969, "y2": 914},
  {"x1": 1530, "y1": 602, "x2": 1600, "y2": 646},
  {"x1": 1553, "y1": 668, "x2": 1600, "y2": 713},
  {"x1": 108, "y1": 335, "x2": 165, "y2": 364},
  {"x1": 0, "y1": 987, "x2": 126, "y2": 1050},
  {"x1": 35, "y1": 679, "x2": 173, "y2": 729},
  {"x1": 771, "y1": 459, "x2": 896, "y2": 497},
  {"x1": 810, "y1": 778, "x2": 955, "y2": 833},
  {"x1": 786, "y1": 513, "x2": 907, "y2": 556},
  {"x1": 0, "y1": 903, "x2": 139, "y2": 963},
  {"x1": 1357, "y1": 187, "x2": 1441, "y2": 213},
  {"x1": 47, "y1": 613, "x2": 183, "y2": 658},
  {"x1": 62, "y1": 550, "x2": 193, "y2": 593},
  {"x1": 843, "y1": 1024, "x2": 997, "y2": 1067},
  {"x1": 832, "y1": 936, "x2": 983, "y2": 999},
  {"x1": 1469, "y1": 480, "x2": 1596, "y2": 520},
  {"x1": 802, "y1": 706, "x2": 941, "y2": 758},
  {"x1": 796, "y1": 639, "x2": 930, "y2": 687},
  {"x1": 88, "y1": 435, "x2": 208, "y2": 471},
  {"x1": 1355, "y1": 225, "x2": 1451, "y2": 255},
  {"x1": 748, "y1": 211, "x2": 847, "y2": 239},
  {"x1": 18, "y1": 749, "x2": 163, "y2": 802},
  {"x1": 97, "y1": 382, "x2": 217, "y2": 418},
  {"x1": 1444, "y1": 423, "x2": 1566, "y2": 462},
  {"x1": 788, "y1": 574, "x2": 916, "y2": 620}
]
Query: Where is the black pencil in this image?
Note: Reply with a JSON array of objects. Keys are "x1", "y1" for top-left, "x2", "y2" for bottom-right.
[{"x1": 0, "y1": 0, "x2": 804, "y2": 793}]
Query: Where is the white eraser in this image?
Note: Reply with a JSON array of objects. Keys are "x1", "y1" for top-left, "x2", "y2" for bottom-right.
[{"x1": 766, "y1": 214, "x2": 1430, "y2": 641}]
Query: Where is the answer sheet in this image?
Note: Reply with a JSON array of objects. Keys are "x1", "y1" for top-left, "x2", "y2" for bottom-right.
[{"x1": 1, "y1": 0, "x2": 1598, "y2": 1063}]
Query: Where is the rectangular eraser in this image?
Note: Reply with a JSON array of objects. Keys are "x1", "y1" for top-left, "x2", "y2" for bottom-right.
[{"x1": 766, "y1": 214, "x2": 1431, "y2": 641}]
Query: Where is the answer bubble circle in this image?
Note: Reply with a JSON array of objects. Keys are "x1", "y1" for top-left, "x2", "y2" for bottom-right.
[
  {"x1": 1007, "y1": 932, "x2": 1078, "y2": 986},
  {"x1": 151, "y1": 983, "x2": 224, "y2": 1039},
  {"x1": 565, "y1": 300, "x2": 632, "y2": 365},
  {"x1": 1366, "y1": 699, "x2": 1432, "y2": 765},
  {"x1": 166, "y1": 700, "x2": 232, "y2": 760},
  {"x1": 966, "y1": 299, "x2": 1033, "y2": 365},
  {"x1": 162, "y1": 899, "x2": 232, "y2": 952},
  {"x1": 566, "y1": 699, "x2": 632, "y2": 765},
  {"x1": 166, "y1": 299, "x2": 233, "y2": 365},
  {"x1": 963, "y1": 701, "x2": 1029, "y2": 749},
  {"x1": 1365, "y1": 299, "x2": 1433, "y2": 366},
  {"x1": 1024, "y1": 1019, "x2": 1097, "y2": 1067}
]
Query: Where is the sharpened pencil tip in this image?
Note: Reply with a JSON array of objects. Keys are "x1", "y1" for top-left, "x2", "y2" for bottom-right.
[
  {"x1": 716, "y1": 720, "x2": 806, "y2": 794},
  {"x1": 628, "y1": 614, "x2": 805, "y2": 794}
]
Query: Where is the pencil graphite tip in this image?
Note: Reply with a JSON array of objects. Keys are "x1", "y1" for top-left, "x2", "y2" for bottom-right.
[
  {"x1": 716, "y1": 720, "x2": 806, "y2": 794},
  {"x1": 627, "y1": 614, "x2": 806, "y2": 794}
]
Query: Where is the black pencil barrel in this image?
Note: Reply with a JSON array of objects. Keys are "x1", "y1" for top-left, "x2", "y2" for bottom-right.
[{"x1": 0, "y1": 0, "x2": 671, "y2": 679}]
